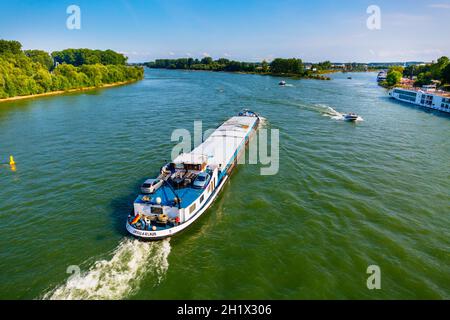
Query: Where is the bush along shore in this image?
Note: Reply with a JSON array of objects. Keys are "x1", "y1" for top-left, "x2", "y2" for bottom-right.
[
  {"x1": 145, "y1": 57, "x2": 332, "y2": 80},
  {"x1": 0, "y1": 39, "x2": 144, "y2": 101}
]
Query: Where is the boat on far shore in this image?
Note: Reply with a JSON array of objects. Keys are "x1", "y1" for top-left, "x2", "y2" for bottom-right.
[{"x1": 377, "y1": 71, "x2": 387, "y2": 82}]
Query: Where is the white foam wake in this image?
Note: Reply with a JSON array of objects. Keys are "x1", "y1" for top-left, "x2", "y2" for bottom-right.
[
  {"x1": 316, "y1": 104, "x2": 341, "y2": 117},
  {"x1": 43, "y1": 238, "x2": 171, "y2": 300}
]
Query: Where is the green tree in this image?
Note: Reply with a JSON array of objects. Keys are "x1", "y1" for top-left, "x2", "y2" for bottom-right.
[
  {"x1": 436, "y1": 56, "x2": 449, "y2": 68},
  {"x1": 317, "y1": 61, "x2": 332, "y2": 70},
  {"x1": 200, "y1": 57, "x2": 213, "y2": 65},
  {"x1": 270, "y1": 58, "x2": 303, "y2": 75},
  {"x1": 429, "y1": 56, "x2": 449, "y2": 79},
  {"x1": 441, "y1": 63, "x2": 450, "y2": 85},
  {"x1": 0, "y1": 39, "x2": 143, "y2": 99},
  {"x1": 385, "y1": 70, "x2": 402, "y2": 87},
  {"x1": 404, "y1": 65, "x2": 418, "y2": 79},
  {"x1": 52, "y1": 48, "x2": 127, "y2": 66},
  {"x1": 25, "y1": 50, "x2": 54, "y2": 70},
  {"x1": 0, "y1": 39, "x2": 22, "y2": 55},
  {"x1": 33, "y1": 68, "x2": 53, "y2": 91},
  {"x1": 415, "y1": 71, "x2": 433, "y2": 86},
  {"x1": 388, "y1": 65, "x2": 404, "y2": 74},
  {"x1": 261, "y1": 60, "x2": 269, "y2": 73}
]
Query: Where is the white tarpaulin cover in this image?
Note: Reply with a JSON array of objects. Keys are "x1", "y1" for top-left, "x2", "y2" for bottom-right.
[{"x1": 174, "y1": 116, "x2": 257, "y2": 168}]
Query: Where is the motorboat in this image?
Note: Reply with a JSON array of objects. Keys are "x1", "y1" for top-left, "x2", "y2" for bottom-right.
[{"x1": 343, "y1": 113, "x2": 359, "y2": 121}]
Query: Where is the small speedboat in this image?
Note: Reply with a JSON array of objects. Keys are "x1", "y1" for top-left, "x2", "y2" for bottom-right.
[
  {"x1": 238, "y1": 109, "x2": 259, "y2": 117},
  {"x1": 343, "y1": 113, "x2": 359, "y2": 121},
  {"x1": 279, "y1": 81, "x2": 286, "y2": 86}
]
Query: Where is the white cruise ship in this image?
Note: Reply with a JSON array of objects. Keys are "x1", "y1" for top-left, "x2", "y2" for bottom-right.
[{"x1": 388, "y1": 87, "x2": 450, "y2": 114}]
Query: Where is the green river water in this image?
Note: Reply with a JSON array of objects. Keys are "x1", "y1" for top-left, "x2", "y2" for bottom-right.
[{"x1": 0, "y1": 69, "x2": 448, "y2": 299}]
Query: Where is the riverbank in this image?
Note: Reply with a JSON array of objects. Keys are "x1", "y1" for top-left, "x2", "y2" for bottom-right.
[{"x1": 0, "y1": 80, "x2": 140, "y2": 103}]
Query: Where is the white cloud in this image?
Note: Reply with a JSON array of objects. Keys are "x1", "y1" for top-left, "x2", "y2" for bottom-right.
[
  {"x1": 202, "y1": 52, "x2": 210, "y2": 57},
  {"x1": 384, "y1": 13, "x2": 431, "y2": 26},
  {"x1": 375, "y1": 49, "x2": 444, "y2": 60},
  {"x1": 428, "y1": 3, "x2": 450, "y2": 9},
  {"x1": 250, "y1": 54, "x2": 274, "y2": 62},
  {"x1": 168, "y1": 51, "x2": 175, "y2": 56},
  {"x1": 119, "y1": 51, "x2": 141, "y2": 56}
]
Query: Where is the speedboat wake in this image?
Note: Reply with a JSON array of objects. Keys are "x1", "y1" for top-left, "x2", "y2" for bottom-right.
[{"x1": 318, "y1": 104, "x2": 364, "y2": 122}]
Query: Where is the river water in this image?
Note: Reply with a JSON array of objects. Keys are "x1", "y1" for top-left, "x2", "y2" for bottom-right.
[{"x1": 0, "y1": 69, "x2": 448, "y2": 299}]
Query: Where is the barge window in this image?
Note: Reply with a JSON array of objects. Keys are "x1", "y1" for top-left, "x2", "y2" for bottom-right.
[
  {"x1": 190, "y1": 203, "x2": 196, "y2": 214},
  {"x1": 200, "y1": 195, "x2": 204, "y2": 203}
]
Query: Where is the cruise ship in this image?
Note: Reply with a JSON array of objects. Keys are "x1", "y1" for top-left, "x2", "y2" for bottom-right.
[
  {"x1": 389, "y1": 87, "x2": 450, "y2": 114},
  {"x1": 126, "y1": 110, "x2": 260, "y2": 240}
]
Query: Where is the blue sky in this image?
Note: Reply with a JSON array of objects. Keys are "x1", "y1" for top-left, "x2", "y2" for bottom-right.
[{"x1": 1, "y1": 0, "x2": 449, "y2": 62}]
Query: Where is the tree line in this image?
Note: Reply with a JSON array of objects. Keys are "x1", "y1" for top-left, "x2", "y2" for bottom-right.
[
  {"x1": 52, "y1": 48, "x2": 128, "y2": 67},
  {"x1": 146, "y1": 57, "x2": 262, "y2": 73},
  {"x1": 382, "y1": 56, "x2": 450, "y2": 88},
  {"x1": 145, "y1": 57, "x2": 331, "y2": 79},
  {"x1": 0, "y1": 39, "x2": 144, "y2": 99}
]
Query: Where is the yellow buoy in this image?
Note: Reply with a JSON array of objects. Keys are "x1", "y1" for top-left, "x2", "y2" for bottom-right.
[{"x1": 9, "y1": 155, "x2": 16, "y2": 171}]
